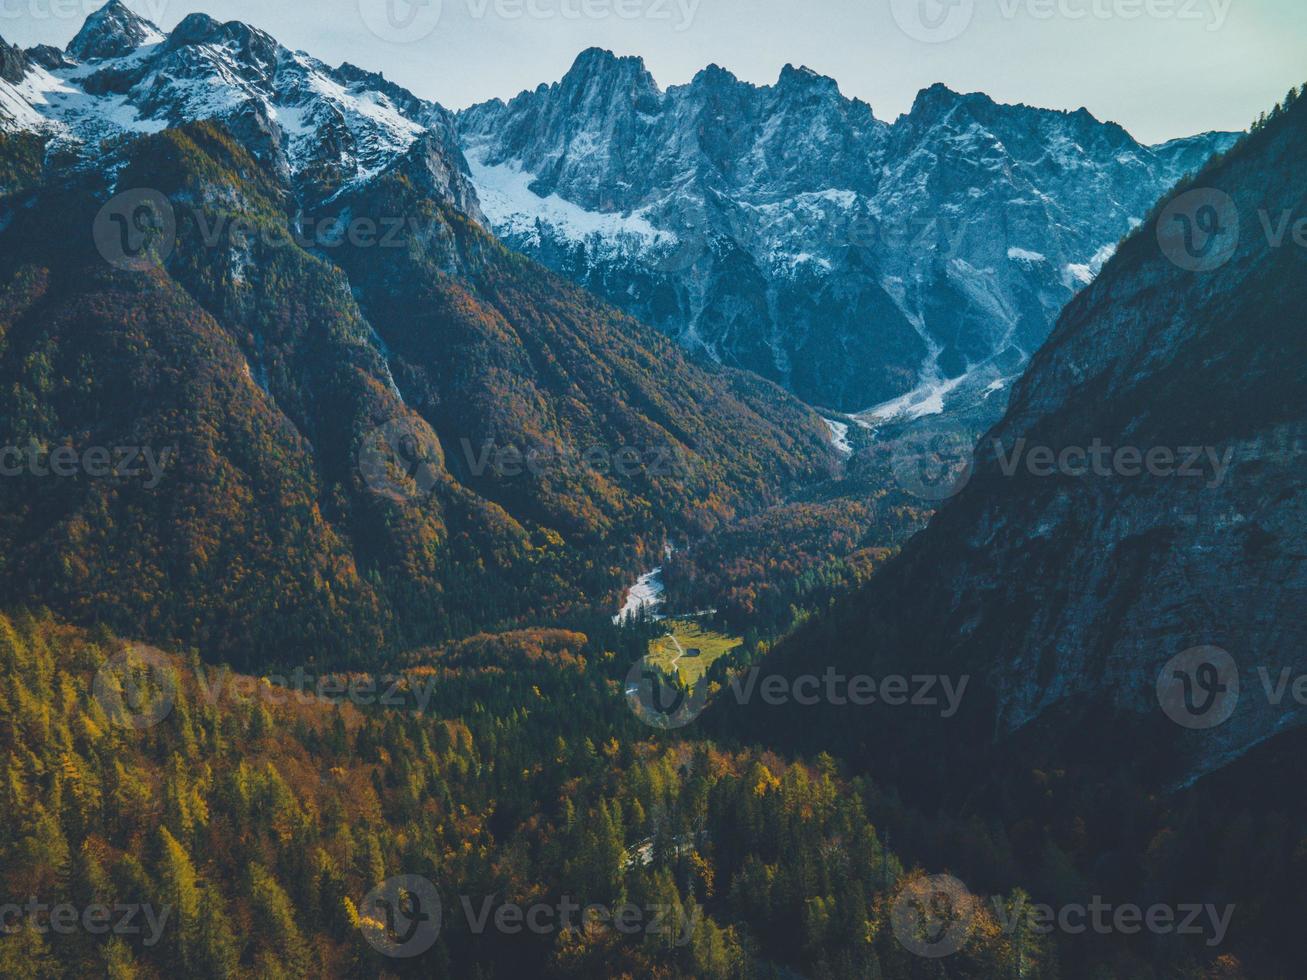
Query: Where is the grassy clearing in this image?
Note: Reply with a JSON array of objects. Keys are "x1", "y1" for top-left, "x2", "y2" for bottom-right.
[{"x1": 646, "y1": 618, "x2": 743, "y2": 685}]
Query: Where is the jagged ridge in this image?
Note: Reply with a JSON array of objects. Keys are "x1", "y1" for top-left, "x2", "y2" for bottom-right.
[{"x1": 458, "y1": 50, "x2": 1240, "y2": 414}]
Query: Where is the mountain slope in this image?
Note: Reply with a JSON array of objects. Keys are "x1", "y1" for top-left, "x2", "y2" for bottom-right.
[
  {"x1": 724, "y1": 92, "x2": 1307, "y2": 792},
  {"x1": 459, "y1": 51, "x2": 1239, "y2": 414},
  {"x1": 0, "y1": 11, "x2": 835, "y2": 667}
]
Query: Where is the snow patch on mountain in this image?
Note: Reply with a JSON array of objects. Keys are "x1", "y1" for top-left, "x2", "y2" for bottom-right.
[
  {"x1": 3, "y1": 61, "x2": 166, "y2": 139},
  {"x1": 1007, "y1": 247, "x2": 1047, "y2": 263},
  {"x1": 1064, "y1": 241, "x2": 1120, "y2": 288},
  {"x1": 823, "y1": 418, "x2": 853, "y2": 457},
  {"x1": 0, "y1": 74, "x2": 49, "y2": 130},
  {"x1": 465, "y1": 141, "x2": 675, "y2": 253},
  {"x1": 858, "y1": 372, "x2": 970, "y2": 425}
]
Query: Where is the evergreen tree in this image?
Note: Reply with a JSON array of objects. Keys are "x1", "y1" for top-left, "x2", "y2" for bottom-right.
[{"x1": 156, "y1": 826, "x2": 202, "y2": 969}]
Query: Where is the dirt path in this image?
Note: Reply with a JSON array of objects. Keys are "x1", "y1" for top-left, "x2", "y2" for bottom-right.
[{"x1": 666, "y1": 633, "x2": 685, "y2": 669}]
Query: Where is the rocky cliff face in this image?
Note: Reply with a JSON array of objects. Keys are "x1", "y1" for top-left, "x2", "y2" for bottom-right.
[
  {"x1": 459, "y1": 51, "x2": 1238, "y2": 413},
  {"x1": 0, "y1": 35, "x2": 27, "y2": 85},
  {"x1": 735, "y1": 96, "x2": 1306, "y2": 791}
]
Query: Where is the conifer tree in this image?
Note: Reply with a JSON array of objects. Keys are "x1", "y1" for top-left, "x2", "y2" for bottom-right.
[{"x1": 156, "y1": 826, "x2": 202, "y2": 970}]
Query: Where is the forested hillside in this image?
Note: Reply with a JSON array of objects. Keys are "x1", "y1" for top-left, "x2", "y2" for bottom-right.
[
  {"x1": 0, "y1": 121, "x2": 832, "y2": 668},
  {"x1": 0, "y1": 608, "x2": 1050, "y2": 978}
]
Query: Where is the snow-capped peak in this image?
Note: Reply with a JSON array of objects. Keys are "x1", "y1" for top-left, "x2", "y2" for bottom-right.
[
  {"x1": 66, "y1": 0, "x2": 165, "y2": 63},
  {"x1": 0, "y1": 6, "x2": 481, "y2": 218}
]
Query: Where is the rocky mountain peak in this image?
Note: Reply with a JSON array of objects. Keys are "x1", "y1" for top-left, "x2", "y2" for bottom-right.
[
  {"x1": 1063, "y1": 105, "x2": 1136, "y2": 147},
  {"x1": 66, "y1": 0, "x2": 163, "y2": 62},
  {"x1": 25, "y1": 44, "x2": 72, "y2": 72},
  {"x1": 554, "y1": 47, "x2": 663, "y2": 123},
  {"x1": 166, "y1": 11, "x2": 224, "y2": 43},
  {"x1": 901, "y1": 81, "x2": 978, "y2": 124},
  {"x1": 776, "y1": 63, "x2": 841, "y2": 96},
  {"x1": 563, "y1": 47, "x2": 659, "y2": 94},
  {"x1": 171, "y1": 13, "x2": 277, "y2": 51},
  {"x1": 689, "y1": 63, "x2": 741, "y2": 89},
  {"x1": 1150, "y1": 129, "x2": 1237, "y2": 179},
  {"x1": 0, "y1": 34, "x2": 27, "y2": 84},
  {"x1": 164, "y1": 13, "x2": 279, "y2": 81}
]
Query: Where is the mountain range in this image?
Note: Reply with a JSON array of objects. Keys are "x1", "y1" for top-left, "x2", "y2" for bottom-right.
[
  {"x1": 0, "y1": 4, "x2": 834, "y2": 665},
  {"x1": 459, "y1": 50, "x2": 1238, "y2": 415},
  {"x1": 1, "y1": 4, "x2": 1239, "y2": 425}
]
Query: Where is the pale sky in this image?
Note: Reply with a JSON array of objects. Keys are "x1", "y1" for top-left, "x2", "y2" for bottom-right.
[{"x1": 3, "y1": 0, "x2": 1304, "y2": 143}]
